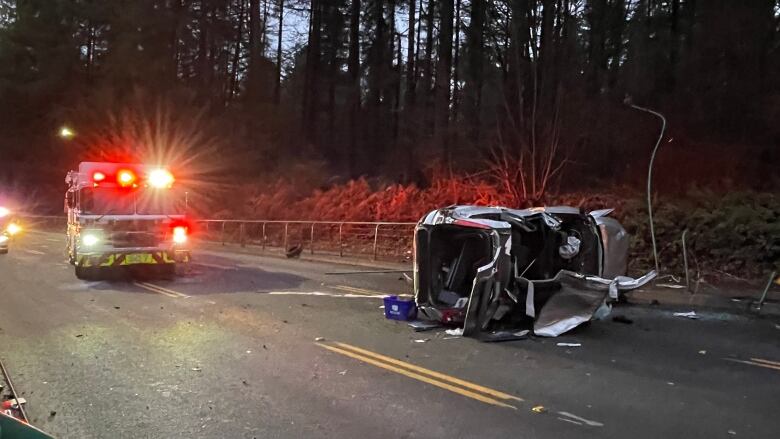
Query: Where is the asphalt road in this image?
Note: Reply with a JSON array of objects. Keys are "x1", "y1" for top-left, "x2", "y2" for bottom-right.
[{"x1": 1, "y1": 231, "x2": 779, "y2": 438}]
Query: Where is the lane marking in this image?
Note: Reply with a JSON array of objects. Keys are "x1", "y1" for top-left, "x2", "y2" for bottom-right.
[
  {"x1": 334, "y1": 342, "x2": 523, "y2": 402},
  {"x1": 194, "y1": 262, "x2": 238, "y2": 270},
  {"x1": 331, "y1": 285, "x2": 385, "y2": 296},
  {"x1": 316, "y1": 342, "x2": 518, "y2": 409},
  {"x1": 724, "y1": 358, "x2": 780, "y2": 371},
  {"x1": 331, "y1": 285, "x2": 412, "y2": 298},
  {"x1": 267, "y1": 291, "x2": 383, "y2": 299},
  {"x1": 24, "y1": 249, "x2": 45, "y2": 255},
  {"x1": 750, "y1": 357, "x2": 780, "y2": 367},
  {"x1": 134, "y1": 282, "x2": 189, "y2": 298},
  {"x1": 557, "y1": 411, "x2": 604, "y2": 427}
]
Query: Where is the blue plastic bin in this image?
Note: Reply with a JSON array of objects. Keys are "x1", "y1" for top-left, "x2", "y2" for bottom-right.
[{"x1": 383, "y1": 295, "x2": 417, "y2": 321}]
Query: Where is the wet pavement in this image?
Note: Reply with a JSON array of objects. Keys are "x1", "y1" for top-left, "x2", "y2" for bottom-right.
[{"x1": 1, "y1": 231, "x2": 778, "y2": 438}]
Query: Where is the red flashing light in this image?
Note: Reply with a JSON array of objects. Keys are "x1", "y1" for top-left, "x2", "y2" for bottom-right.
[
  {"x1": 172, "y1": 226, "x2": 188, "y2": 244},
  {"x1": 117, "y1": 169, "x2": 136, "y2": 187},
  {"x1": 92, "y1": 171, "x2": 106, "y2": 182}
]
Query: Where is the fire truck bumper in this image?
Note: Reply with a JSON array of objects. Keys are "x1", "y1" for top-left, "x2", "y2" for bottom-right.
[{"x1": 77, "y1": 250, "x2": 191, "y2": 267}]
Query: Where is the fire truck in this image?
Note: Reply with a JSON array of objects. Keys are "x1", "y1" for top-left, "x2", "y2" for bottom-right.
[{"x1": 65, "y1": 162, "x2": 191, "y2": 279}]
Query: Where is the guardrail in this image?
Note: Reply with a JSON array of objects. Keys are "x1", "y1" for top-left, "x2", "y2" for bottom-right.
[
  {"x1": 18, "y1": 215, "x2": 417, "y2": 262},
  {"x1": 195, "y1": 220, "x2": 416, "y2": 262}
]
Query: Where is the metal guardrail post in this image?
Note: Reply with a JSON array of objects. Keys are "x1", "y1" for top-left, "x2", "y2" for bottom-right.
[
  {"x1": 221, "y1": 221, "x2": 226, "y2": 246},
  {"x1": 239, "y1": 222, "x2": 246, "y2": 247},
  {"x1": 262, "y1": 222, "x2": 266, "y2": 251},
  {"x1": 283, "y1": 222, "x2": 289, "y2": 250},
  {"x1": 682, "y1": 229, "x2": 690, "y2": 292},
  {"x1": 339, "y1": 223, "x2": 343, "y2": 257},
  {"x1": 310, "y1": 223, "x2": 315, "y2": 254},
  {"x1": 373, "y1": 224, "x2": 380, "y2": 260}
]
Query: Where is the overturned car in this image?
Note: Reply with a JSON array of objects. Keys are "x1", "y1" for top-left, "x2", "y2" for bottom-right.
[{"x1": 414, "y1": 206, "x2": 655, "y2": 340}]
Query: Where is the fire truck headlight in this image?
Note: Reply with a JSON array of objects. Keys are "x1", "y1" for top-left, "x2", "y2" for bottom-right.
[
  {"x1": 172, "y1": 226, "x2": 187, "y2": 244},
  {"x1": 6, "y1": 223, "x2": 21, "y2": 236},
  {"x1": 82, "y1": 234, "x2": 100, "y2": 246}
]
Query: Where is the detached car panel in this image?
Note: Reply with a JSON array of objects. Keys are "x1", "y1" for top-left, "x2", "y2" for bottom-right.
[{"x1": 414, "y1": 205, "x2": 655, "y2": 339}]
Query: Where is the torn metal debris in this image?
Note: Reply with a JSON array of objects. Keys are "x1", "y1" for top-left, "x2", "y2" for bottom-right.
[{"x1": 414, "y1": 205, "x2": 655, "y2": 339}]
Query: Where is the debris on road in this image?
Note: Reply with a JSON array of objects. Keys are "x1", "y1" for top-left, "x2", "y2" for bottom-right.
[
  {"x1": 413, "y1": 339, "x2": 429, "y2": 343},
  {"x1": 557, "y1": 343, "x2": 582, "y2": 347},
  {"x1": 338, "y1": 370, "x2": 347, "y2": 375},
  {"x1": 414, "y1": 206, "x2": 655, "y2": 340},
  {"x1": 383, "y1": 295, "x2": 417, "y2": 321},
  {"x1": 478, "y1": 329, "x2": 529, "y2": 342},
  {"x1": 698, "y1": 350, "x2": 707, "y2": 355},
  {"x1": 444, "y1": 328, "x2": 464, "y2": 336},
  {"x1": 532, "y1": 405, "x2": 547, "y2": 413},
  {"x1": 315, "y1": 337, "x2": 325, "y2": 341},
  {"x1": 673, "y1": 311, "x2": 699, "y2": 319},
  {"x1": 286, "y1": 244, "x2": 303, "y2": 258},
  {"x1": 408, "y1": 320, "x2": 441, "y2": 332},
  {"x1": 191, "y1": 367, "x2": 202, "y2": 372},
  {"x1": 657, "y1": 283, "x2": 685, "y2": 289}
]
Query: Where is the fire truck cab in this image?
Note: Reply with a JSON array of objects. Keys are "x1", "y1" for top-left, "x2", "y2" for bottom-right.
[{"x1": 65, "y1": 162, "x2": 191, "y2": 280}]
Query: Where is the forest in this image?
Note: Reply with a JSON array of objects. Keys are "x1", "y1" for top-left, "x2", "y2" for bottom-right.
[{"x1": 0, "y1": 0, "x2": 778, "y2": 276}]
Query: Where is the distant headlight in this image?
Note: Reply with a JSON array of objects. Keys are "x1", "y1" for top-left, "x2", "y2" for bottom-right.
[
  {"x1": 6, "y1": 223, "x2": 21, "y2": 235},
  {"x1": 82, "y1": 234, "x2": 100, "y2": 246}
]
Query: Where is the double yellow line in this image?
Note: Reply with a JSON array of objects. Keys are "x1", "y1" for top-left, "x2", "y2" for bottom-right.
[
  {"x1": 316, "y1": 341, "x2": 522, "y2": 409},
  {"x1": 134, "y1": 281, "x2": 189, "y2": 298},
  {"x1": 725, "y1": 357, "x2": 780, "y2": 372}
]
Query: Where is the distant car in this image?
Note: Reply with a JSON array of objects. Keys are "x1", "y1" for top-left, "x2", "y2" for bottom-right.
[
  {"x1": 414, "y1": 205, "x2": 655, "y2": 339},
  {"x1": 0, "y1": 207, "x2": 12, "y2": 254}
]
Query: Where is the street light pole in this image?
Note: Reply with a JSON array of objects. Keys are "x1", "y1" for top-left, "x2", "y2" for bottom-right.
[{"x1": 630, "y1": 103, "x2": 666, "y2": 275}]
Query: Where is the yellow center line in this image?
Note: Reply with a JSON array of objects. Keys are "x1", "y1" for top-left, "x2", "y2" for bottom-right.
[
  {"x1": 724, "y1": 358, "x2": 780, "y2": 371},
  {"x1": 316, "y1": 343, "x2": 517, "y2": 409},
  {"x1": 750, "y1": 357, "x2": 780, "y2": 367},
  {"x1": 335, "y1": 342, "x2": 523, "y2": 402},
  {"x1": 134, "y1": 281, "x2": 189, "y2": 298}
]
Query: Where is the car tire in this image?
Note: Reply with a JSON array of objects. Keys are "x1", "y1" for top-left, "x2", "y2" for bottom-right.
[{"x1": 0, "y1": 248, "x2": 8, "y2": 255}]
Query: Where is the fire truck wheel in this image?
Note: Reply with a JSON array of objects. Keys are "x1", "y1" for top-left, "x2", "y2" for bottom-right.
[{"x1": 75, "y1": 265, "x2": 95, "y2": 280}]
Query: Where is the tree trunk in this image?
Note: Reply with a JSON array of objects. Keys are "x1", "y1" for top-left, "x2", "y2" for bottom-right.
[
  {"x1": 435, "y1": 0, "x2": 454, "y2": 170},
  {"x1": 347, "y1": 0, "x2": 361, "y2": 177},
  {"x1": 229, "y1": 0, "x2": 246, "y2": 103},
  {"x1": 303, "y1": 0, "x2": 322, "y2": 144},
  {"x1": 464, "y1": 0, "x2": 485, "y2": 144},
  {"x1": 451, "y1": 0, "x2": 462, "y2": 122},
  {"x1": 405, "y1": 0, "x2": 416, "y2": 107},
  {"x1": 274, "y1": 0, "x2": 284, "y2": 104}
]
